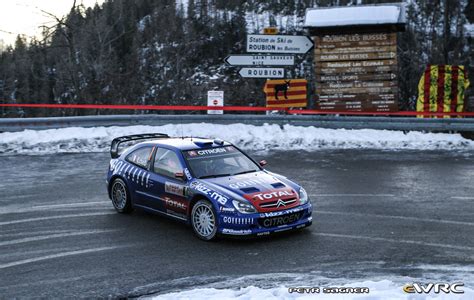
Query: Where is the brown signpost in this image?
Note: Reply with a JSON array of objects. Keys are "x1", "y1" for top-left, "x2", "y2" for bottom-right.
[{"x1": 305, "y1": 4, "x2": 406, "y2": 112}]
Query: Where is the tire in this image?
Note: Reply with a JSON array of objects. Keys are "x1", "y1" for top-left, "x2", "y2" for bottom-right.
[
  {"x1": 110, "y1": 178, "x2": 133, "y2": 213},
  {"x1": 191, "y1": 200, "x2": 218, "y2": 241}
]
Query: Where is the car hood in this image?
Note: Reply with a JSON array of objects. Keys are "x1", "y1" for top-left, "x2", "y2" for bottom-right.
[{"x1": 202, "y1": 171, "x2": 301, "y2": 212}]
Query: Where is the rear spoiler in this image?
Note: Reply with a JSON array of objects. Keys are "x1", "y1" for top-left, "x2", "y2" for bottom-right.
[{"x1": 110, "y1": 133, "x2": 169, "y2": 158}]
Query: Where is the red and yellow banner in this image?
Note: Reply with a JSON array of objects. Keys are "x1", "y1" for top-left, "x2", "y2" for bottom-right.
[
  {"x1": 416, "y1": 65, "x2": 470, "y2": 117},
  {"x1": 264, "y1": 79, "x2": 308, "y2": 108}
]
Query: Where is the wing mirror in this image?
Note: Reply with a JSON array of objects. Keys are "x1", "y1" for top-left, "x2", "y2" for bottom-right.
[
  {"x1": 174, "y1": 171, "x2": 186, "y2": 181},
  {"x1": 259, "y1": 160, "x2": 267, "y2": 167}
]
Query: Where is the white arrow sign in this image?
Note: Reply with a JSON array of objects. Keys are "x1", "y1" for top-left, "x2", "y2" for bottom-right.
[
  {"x1": 247, "y1": 35, "x2": 314, "y2": 54},
  {"x1": 225, "y1": 55, "x2": 295, "y2": 66},
  {"x1": 239, "y1": 68, "x2": 285, "y2": 78}
]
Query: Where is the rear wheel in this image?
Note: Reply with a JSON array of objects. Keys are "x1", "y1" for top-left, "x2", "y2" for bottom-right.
[
  {"x1": 110, "y1": 178, "x2": 132, "y2": 213},
  {"x1": 191, "y1": 200, "x2": 218, "y2": 241}
]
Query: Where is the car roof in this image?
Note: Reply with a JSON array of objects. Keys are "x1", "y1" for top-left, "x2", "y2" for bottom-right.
[{"x1": 139, "y1": 137, "x2": 232, "y2": 151}]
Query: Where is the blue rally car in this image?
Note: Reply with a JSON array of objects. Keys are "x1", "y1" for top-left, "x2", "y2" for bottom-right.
[{"x1": 106, "y1": 133, "x2": 312, "y2": 240}]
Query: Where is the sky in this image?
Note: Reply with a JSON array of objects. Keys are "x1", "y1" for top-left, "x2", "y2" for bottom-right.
[{"x1": 0, "y1": 0, "x2": 104, "y2": 47}]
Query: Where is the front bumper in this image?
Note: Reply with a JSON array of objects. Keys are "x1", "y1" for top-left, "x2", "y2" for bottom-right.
[{"x1": 218, "y1": 203, "x2": 313, "y2": 237}]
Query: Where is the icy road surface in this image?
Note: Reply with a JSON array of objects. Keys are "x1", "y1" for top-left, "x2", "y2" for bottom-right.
[{"x1": 0, "y1": 150, "x2": 473, "y2": 298}]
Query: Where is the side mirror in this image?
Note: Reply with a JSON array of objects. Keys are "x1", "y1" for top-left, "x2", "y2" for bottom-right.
[
  {"x1": 259, "y1": 160, "x2": 267, "y2": 167},
  {"x1": 174, "y1": 171, "x2": 185, "y2": 181}
]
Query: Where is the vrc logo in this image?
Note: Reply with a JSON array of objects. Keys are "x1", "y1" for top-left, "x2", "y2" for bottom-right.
[{"x1": 403, "y1": 283, "x2": 464, "y2": 294}]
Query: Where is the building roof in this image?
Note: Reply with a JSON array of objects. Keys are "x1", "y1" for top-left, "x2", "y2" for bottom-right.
[{"x1": 304, "y1": 3, "x2": 406, "y2": 28}]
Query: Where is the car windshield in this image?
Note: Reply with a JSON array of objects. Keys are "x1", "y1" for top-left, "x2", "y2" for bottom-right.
[{"x1": 183, "y1": 146, "x2": 260, "y2": 179}]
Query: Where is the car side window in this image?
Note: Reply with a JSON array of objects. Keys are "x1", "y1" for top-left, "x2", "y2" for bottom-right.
[
  {"x1": 125, "y1": 147, "x2": 153, "y2": 169},
  {"x1": 154, "y1": 148, "x2": 183, "y2": 178}
]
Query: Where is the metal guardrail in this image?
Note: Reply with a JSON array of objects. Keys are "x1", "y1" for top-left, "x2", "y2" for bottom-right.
[{"x1": 1, "y1": 114, "x2": 474, "y2": 132}]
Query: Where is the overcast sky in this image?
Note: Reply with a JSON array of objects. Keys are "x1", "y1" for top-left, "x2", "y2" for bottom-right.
[{"x1": 0, "y1": 0, "x2": 104, "y2": 46}]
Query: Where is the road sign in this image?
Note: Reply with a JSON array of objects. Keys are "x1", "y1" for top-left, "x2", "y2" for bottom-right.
[
  {"x1": 316, "y1": 73, "x2": 397, "y2": 82},
  {"x1": 316, "y1": 60, "x2": 397, "y2": 69},
  {"x1": 264, "y1": 27, "x2": 279, "y2": 35},
  {"x1": 247, "y1": 34, "x2": 314, "y2": 54},
  {"x1": 318, "y1": 81, "x2": 397, "y2": 90},
  {"x1": 315, "y1": 52, "x2": 397, "y2": 62},
  {"x1": 315, "y1": 46, "x2": 397, "y2": 54},
  {"x1": 264, "y1": 79, "x2": 307, "y2": 108},
  {"x1": 315, "y1": 33, "x2": 397, "y2": 49},
  {"x1": 225, "y1": 55, "x2": 295, "y2": 66},
  {"x1": 239, "y1": 68, "x2": 285, "y2": 78},
  {"x1": 207, "y1": 91, "x2": 224, "y2": 115},
  {"x1": 316, "y1": 86, "x2": 398, "y2": 95},
  {"x1": 318, "y1": 65, "x2": 397, "y2": 75}
]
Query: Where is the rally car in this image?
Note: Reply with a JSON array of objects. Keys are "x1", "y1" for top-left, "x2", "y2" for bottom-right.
[{"x1": 106, "y1": 133, "x2": 312, "y2": 240}]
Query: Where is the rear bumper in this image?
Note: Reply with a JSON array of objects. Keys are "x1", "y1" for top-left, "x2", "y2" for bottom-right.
[{"x1": 218, "y1": 203, "x2": 313, "y2": 236}]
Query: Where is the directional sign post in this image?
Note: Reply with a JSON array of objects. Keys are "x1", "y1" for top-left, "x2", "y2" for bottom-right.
[
  {"x1": 239, "y1": 68, "x2": 285, "y2": 79},
  {"x1": 225, "y1": 54, "x2": 295, "y2": 66},
  {"x1": 247, "y1": 35, "x2": 314, "y2": 54}
]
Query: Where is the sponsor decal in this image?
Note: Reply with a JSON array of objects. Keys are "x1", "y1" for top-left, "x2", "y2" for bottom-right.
[
  {"x1": 219, "y1": 206, "x2": 236, "y2": 213},
  {"x1": 261, "y1": 212, "x2": 301, "y2": 227},
  {"x1": 197, "y1": 148, "x2": 227, "y2": 156},
  {"x1": 254, "y1": 190, "x2": 295, "y2": 201},
  {"x1": 184, "y1": 168, "x2": 193, "y2": 180},
  {"x1": 186, "y1": 146, "x2": 236, "y2": 158},
  {"x1": 145, "y1": 174, "x2": 151, "y2": 188},
  {"x1": 112, "y1": 161, "x2": 123, "y2": 175},
  {"x1": 221, "y1": 228, "x2": 252, "y2": 235},
  {"x1": 190, "y1": 181, "x2": 198, "y2": 188},
  {"x1": 260, "y1": 207, "x2": 304, "y2": 218},
  {"x1": 124, "y1": 165, "x2": 131, "y2": 177},
  {"x1": 256, "y1": 231, "x2": 270, "y2": 236},
  {"x1": 165, "y1": 182, "x2": 186, "y2": 196},
  {"x1": 403, "y1": 283, "x2": 464, "y2": 294},
  {"x1": 192, "y1": 182, "x2": 229, "y2": 205},
  {"x1": 164, "y1": 197, "x2": 187, "y2": 212},
  {"x1": 222, "y1": 216, "x2": 253, "y2": 225},
  {"x1": 288, "y1": 287, "x2": 370, "y2": 294},
  {"x1": 110, "y1": 159, "x2": 118, "y2": 169},
  {"x1": 228, "y1": 178, "x2": 269, "y2": 189},
  {"x1": 132, "y1": 167, "x2": 138, "y2": 181},
  {"x1": 210, "y1": 191, "x2": 228, "y2": 205},
  {"x1": 244, "y1": 187, "x2": 299, "y2": 212}
]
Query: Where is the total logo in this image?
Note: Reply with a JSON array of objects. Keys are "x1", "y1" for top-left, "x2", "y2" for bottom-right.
[
  {"x1": 254, "y1": 190, "x2": 294, "y2": 201},
  {"x1": 165, "y1": 198, "x2": 187, "y2": 211}
]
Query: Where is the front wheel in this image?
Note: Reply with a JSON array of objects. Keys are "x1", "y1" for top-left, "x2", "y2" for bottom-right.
[
  {"x1": 191, "y1": 200, "x2": 218, "y2": 241},
  {"x1": 110, "y1": 178, "x2": 132, "y2": 213}
]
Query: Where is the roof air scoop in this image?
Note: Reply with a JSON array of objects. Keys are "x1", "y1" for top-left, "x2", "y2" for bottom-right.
[{"x1": 213, "y1": 139, "x2": 224, "y2": 145}]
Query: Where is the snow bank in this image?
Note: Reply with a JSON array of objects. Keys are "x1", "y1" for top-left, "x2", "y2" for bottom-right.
[
  {"x1": 152, "y1": 280, "x2": 474, "y2": 300},
  {"x1": 305, "y1": 4, "x2": 405, "y2": 27},
  {"x1": 1, "y1": 123, "x2": 473, "y2": 155}
]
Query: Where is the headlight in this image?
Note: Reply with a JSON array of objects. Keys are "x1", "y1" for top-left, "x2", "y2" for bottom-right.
[
  {"x1": 299, "y1": 187, "x2": 309, "y2": 205},
  {"x1": 232, "y1": 200, "x2": 257, "y2": 214}
]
